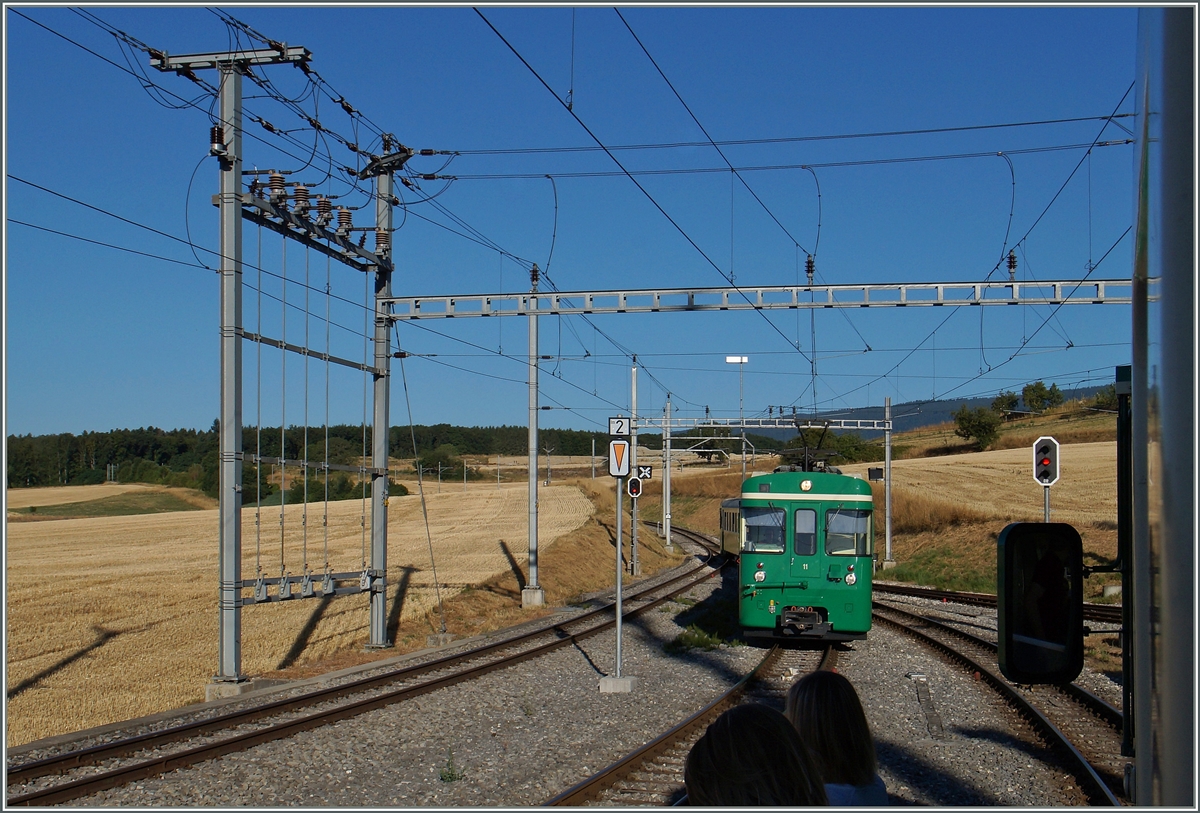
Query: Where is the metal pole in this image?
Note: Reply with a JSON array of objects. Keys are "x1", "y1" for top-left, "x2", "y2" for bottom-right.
[
  {"x1": 592, "y1": 438, "x2": 595, "y2": 479},
  {"x1": 367, "y1": 164, "x2": 393, "y2": 649},
  {"x1": 739, "y1": 363, "x2": 746, "y2": 481},
  {"x1": 884, "y1": 396, "x2": 893, "y2": 567},
  {"x1": 663, "y1": 397, "x2": 672, "y2": 550},
  {"x1": 1043, "y1": 485, "x2": 1051, "y2": 522},
  {"x1": 1115, "y1": 365, "x2": 1133, "y2": 757},
  {"x1": 615, "y1": 478, "x2": 624, "y2": 677},
  {"x1": 630, "y1": 359, "x2": 639, "y2": 576},
  {"x1": 525, "y1": 266, "x2": 543, "y2": 605},
  {"x1": 216, "y1": 62, "x2": 246, "y2": 686}
]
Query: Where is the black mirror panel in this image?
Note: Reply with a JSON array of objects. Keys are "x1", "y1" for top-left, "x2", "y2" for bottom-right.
[{"x1": 997, "y1": 522, "x2": 1084, "y2": 684}]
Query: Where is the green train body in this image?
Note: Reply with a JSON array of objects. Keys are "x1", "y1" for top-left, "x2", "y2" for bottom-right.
[{"x1": 720, "y1": 470, "x2": 874, "y2": 641}]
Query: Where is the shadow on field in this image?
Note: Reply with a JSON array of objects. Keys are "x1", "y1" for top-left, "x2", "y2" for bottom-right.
[
  {"x1": 498, "y1": 539, "x2": 526, "y2": 591},
  {"x1": 594, "y1": 517, "x2": 627, "y2": 568},
  {"x1": 386, "y1": 566, "x2": 417, "y2": 644},
  {"x1": 7, "y1": 626, "x2": 120, "y2": 700},
  {"x1": 277, "y1": 596, "x2": 334, "y2": 670}
]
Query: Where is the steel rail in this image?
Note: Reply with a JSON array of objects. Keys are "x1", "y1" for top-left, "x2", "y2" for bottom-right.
[
  {"x1": 874, "y1": 581, "x2": 1123, "y2": 625},
  {"x1": 544, "y1": 645, "x2": 838, "y2": 806},
  {"x1": 871, "y1": 605, "x2": 1121, "y2": 806},
  {"x1": 7, "y1": 532, "x2": 727, "y2": 805},
  {"x1": 873, "y1": 598, "x2": 1122, "y2": 729}
]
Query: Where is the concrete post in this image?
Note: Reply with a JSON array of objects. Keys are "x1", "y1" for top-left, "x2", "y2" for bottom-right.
[
  {"x1": 663, "y1": 397, "x2": 672, "y2": 551},
  {"x1": 367, "y1": 165, "x2": 393, "y2": 649},
  {"x1": 524, "y1": 266, "x2": 544, "y2": 607},
  {"x1": 883, "y1": 396, "x2": 895, "y2": 569},
  {"x1": 215, "y1": 62, "x2": 247, "y2": 691},
  {"x1": 630, "y1": 359, "x2": 639, "y2": 576}
]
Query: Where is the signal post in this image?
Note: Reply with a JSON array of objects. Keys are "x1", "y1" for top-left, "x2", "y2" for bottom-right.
[
  {"x1": 1033, "y1": 436, "x2": 1060, "y2": 520},
  {"x1": 602, "y1": 417, "x2": 637, "y2": 693}
]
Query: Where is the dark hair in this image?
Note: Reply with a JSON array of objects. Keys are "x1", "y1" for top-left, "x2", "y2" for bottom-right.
[
  {"x1": 784, "y1": 670, "x2": 877, "y2": 786},
  {"x1": 683, "y1": 703, "x2": 828, "y2": 806}
]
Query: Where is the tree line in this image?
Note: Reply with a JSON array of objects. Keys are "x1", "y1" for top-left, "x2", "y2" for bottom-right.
[
  {"x1": 953, "y1": 380, "x2": 1118, "y2": 450},
  {"x1": 5, "y1": 422, "x2": 612, "y2": 493}
]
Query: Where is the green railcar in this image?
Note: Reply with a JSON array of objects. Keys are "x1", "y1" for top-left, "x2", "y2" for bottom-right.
[{"x1": 720, "y1": 469, "x2": 874, "y2": 641}]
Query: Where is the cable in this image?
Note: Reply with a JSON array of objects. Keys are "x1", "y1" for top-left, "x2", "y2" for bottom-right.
[
  {"x1": 11, "y1": 174, "x2": 377, "y2": 338},
  {"x1": 7, "y1": 219, "x2": 208, "y2": 269},
  {"x1": 475, "y1": 8, "x2": 813, "y2": 365},
  {"x1": 437, "y1": 141, "x2": 1132, "y2": 181},
  {"x1": 449, "y1": 114, "x2": 1137, "y2": 155}
]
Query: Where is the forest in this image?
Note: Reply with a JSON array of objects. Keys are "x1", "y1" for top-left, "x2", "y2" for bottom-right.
[{"x1": 5, "y1": 422, "x2": 612, "y2": 494}]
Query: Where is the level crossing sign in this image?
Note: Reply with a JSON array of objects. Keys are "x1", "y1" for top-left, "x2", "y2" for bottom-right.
[
  {"x1": 608, "y1": 439, "x2": 631, "y2": 477},
  {"x1": 637, "y1": 465, "x2": 652, "y2": 480}
]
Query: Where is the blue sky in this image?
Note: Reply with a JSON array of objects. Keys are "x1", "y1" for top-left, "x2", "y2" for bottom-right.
[{"x1": 4, "y1": 5, "x2": 1138, "y2": 437}]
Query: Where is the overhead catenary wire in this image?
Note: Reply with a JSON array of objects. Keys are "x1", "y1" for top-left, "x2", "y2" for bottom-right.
[
  {"x1": 447, "y1": 113, "x2": 1137, "y2": 155},
  {"x1": 475, "y1": 8, "x2": 813, "y2": 367},
  {"x1": 393, "y1": 332, "x2": 449, "y2": 636}
]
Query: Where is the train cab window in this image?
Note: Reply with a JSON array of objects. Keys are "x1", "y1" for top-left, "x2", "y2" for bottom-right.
[
  {"x1": 826, "y1": 508, "x2": 872, "y2": 556},
  {"x1": 794, "y1": 509, "x2": 816, "y2": 556},
  {"x1": 742, "y1": 507, "x2": 785, "y2": 553}
]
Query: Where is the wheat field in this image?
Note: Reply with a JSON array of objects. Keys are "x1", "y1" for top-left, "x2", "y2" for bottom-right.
[
  {"x1": 5, "y1": 482, "x2": 593, "y2": 748},
  {"x1": 840, "y1": 441, "x2": 1118, "y2": 527}
]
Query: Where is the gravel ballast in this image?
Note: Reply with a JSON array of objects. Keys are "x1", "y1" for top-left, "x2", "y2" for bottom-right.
[{"x1": 19, "y1": 564, "x2": 1111, "y2": 807}]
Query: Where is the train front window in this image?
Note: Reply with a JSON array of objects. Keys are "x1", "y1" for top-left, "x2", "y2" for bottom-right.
[
  {"x1": 826, "y1": 508, "x2": 871, "y2": 556},
  {"x1": 794, "y1": 509, "x2": 816, "y2": 556},
  {"x1": 742, "y1": 507, "x2": 785, "y2": 553}
]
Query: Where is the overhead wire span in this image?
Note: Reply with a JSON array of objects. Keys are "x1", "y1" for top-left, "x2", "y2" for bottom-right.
[
  {"x1": 435, "y1": 141, "x2": 1133, "y2": 181},
  {"x1": 393, "y1": 326, "x2": 448, "y2": 636},
  {"x1": 475, "y1": 8, "x2": 813, "y2": 365},
  {"x1": 447, "y1": 113, "x2": 1138, "y2": 155},
  {"x1": 11, "y1": 175, "x2": 381, "y2": 341}
]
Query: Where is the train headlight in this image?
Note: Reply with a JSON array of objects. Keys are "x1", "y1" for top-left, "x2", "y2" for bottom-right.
[
  {"x1": 753, "y1": 569, "x2": 766, "y2": 583},
  {"x1": 845, "y1": 572, "x2": 857, "y2": 586}
]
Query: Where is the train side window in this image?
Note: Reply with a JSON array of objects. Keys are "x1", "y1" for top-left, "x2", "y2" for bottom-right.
[
  {"x1": 826, "y1": 508, "x2": 871, "y2": 556},
  {"x1": 742, "y1": 507, "x2": 785, "y2": 553},
  {"x1": 794, "y1": 509, "x2": 816, "y2": 556}
]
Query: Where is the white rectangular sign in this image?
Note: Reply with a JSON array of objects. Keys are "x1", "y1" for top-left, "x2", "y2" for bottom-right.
[
  {"x1": 609, "y1": 416, "x2": 630, "y2": 436},
  {"x1": 608, "y1": 439, "x2": 631, "y2": 477}
]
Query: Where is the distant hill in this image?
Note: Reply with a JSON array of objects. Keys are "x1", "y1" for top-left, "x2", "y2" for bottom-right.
[{"x1": 747, "y1": 384, "x2": 1106, "y2": 442}]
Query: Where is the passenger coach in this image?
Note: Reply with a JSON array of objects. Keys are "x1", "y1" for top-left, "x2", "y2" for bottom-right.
[{"x1": 721, "y1": 469, "x2": 874, "y2": 641}]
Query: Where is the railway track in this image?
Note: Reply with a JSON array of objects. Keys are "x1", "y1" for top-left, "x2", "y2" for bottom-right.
[
  {"x1": 6, "y1": 526, "x2": 727, "y2": 807},
  {"x1": 875, "y1": 581, "x2": 1123, "y2": 625},
  {"x1": 871, "y1": 599, "x2": 1125, "y2": 806},
  {"x1": 544, "y1": 644, "x2": 837, "y2": 806}
]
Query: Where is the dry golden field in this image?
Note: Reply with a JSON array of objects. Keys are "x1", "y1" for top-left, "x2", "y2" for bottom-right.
[
  {"x1": 5, "y1": 482, "x2": 592, "y2": 748},
  {"x1": 4, "y1": 482, "x2": 202, "y2": 510},
  {"x1": 839, "y1": 441, "x2": 1118, "y2": 528}
]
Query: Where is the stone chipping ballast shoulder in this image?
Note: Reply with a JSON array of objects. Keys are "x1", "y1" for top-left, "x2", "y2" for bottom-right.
[{"x1": 58, "y1": 581, "x2": 1089, "y2": 807}]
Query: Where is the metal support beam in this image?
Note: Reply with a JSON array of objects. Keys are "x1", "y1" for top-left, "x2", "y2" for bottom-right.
[
  {"x1": 663, "y1": 397, "x2": 672, "y2": 551},
  {"x1": 215, "y1": 62, "x2": 245, "y2": 687},
  {"x1": 635, "y1": 416, "x2": 892, "y2": 432},
  {"x1": 884, "y1": 397, "x2": 894, "y2": 567},
  {"x1": 384, "y1": 279, "x2": 1132, "y2": 320},
  {"x1": 630, "y1": 360, "x2": 639, "y2": 577},
  {"x1": 367, "y1": 169, "x2": 392, "y2": 649},
  {"x1": 524, "y1": 266, "x2": 544, "y2": 607}
]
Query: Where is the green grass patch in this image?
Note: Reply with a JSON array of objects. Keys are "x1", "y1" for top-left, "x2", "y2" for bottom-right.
[
  {"x1": 11, "y1": 491, "x2": 204, "y2": 519},
  {"x1": 885, "y1": 545, "x2": 997, "y2": 594},
  {"x1": 438, "y1": 748, "x2": 466, "y2": 782},
  {"x1": 665, "y1": 624, "x2": 726, "y2": 653}
]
